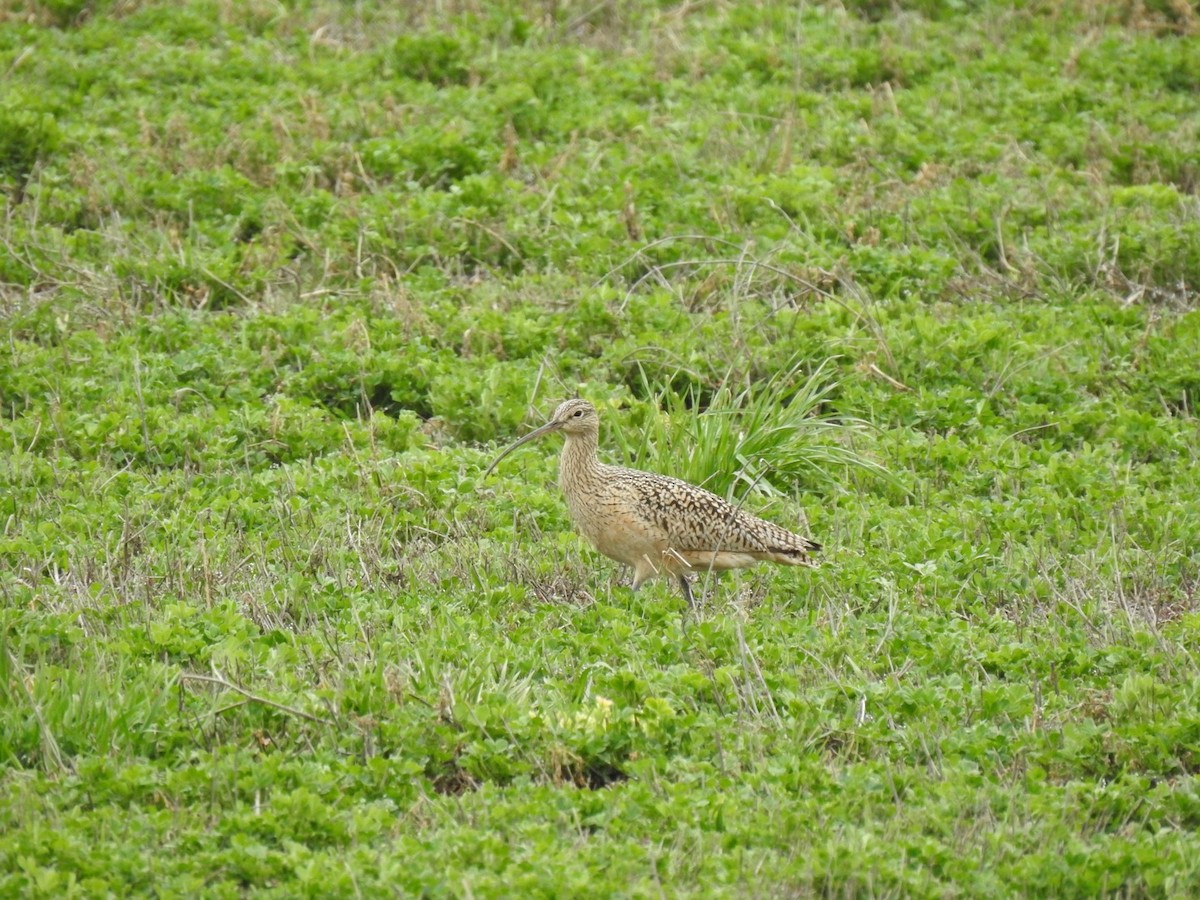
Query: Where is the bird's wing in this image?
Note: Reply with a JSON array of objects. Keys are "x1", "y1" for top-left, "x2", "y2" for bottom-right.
[{"x1": 612, "y1": 468, "x2": 819, "y2": 555}]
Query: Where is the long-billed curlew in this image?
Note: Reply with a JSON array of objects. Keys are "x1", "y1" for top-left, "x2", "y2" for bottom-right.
[{"x1": 483, "y1": 399, "x2": 820, "y2": 606}]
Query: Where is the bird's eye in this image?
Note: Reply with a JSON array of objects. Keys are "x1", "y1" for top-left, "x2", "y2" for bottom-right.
[{"x1": 572, "y1": 409, "x2": 583, "y2": 417}]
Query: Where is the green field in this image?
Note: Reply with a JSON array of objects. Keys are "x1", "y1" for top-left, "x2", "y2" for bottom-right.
[{"x1": 3, "y1": 0, "x2": 1200, "y2": 895}]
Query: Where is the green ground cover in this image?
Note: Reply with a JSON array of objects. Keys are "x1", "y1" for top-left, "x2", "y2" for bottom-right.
[{"x1": 2, "y1": 0, "x2": 1199, "y2": 895}]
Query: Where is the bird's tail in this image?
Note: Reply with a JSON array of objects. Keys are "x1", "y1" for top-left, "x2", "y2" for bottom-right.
[{"x1": 759, "y1": 541, "x2": 820, "y2": 567}]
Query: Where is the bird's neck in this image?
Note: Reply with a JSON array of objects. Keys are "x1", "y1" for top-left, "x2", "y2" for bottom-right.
[{"x1": 558, "y1": 431, "x2": 602, "y2": 492}]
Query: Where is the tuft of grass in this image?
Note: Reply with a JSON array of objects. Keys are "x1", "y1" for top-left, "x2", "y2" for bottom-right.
[
  {"x1": 0, "y1": 109, "x2": 59, "y2": 193},
  {"x1": 613, "y1": 357, "x2": 902, "y2": 501}
]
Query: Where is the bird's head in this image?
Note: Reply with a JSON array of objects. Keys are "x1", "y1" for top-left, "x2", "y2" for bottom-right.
[
  {"x1": 482, "y1": 399, "x2": 599, "y2": 477},
  {"x1": 549, "y1": 398, "x2": 599, "y2": 436}
]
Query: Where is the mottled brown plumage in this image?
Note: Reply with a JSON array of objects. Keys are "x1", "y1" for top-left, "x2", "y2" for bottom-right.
[{"x1": 483, "y1": 399, "x2": 820, "y2": 605}]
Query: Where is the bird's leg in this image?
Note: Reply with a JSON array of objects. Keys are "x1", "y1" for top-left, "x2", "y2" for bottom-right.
[
  {"x1": 631, "y1": 556, "x2": 658, "y2": 593},
  {"x1": 678, "y1": 574, "x2": 697, "y2": 608}
]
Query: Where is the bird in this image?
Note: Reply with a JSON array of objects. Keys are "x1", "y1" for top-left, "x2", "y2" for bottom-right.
[{"x1": 482, "y1": 399, "x2": 820, "y2": 606}]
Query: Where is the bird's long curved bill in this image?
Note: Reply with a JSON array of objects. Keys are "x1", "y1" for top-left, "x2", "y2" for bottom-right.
[{"x1": 481, "y1": 420, "x2": 561, "y2": 478}]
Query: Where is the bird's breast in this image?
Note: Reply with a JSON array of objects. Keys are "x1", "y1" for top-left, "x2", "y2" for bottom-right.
[{"x1": 560, "y1": 478, "x2": 666, "y2": 569}]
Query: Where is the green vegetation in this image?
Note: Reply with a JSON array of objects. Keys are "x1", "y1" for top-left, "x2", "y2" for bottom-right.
[{"x1": 2, "y1": 0, "x2": 1199, "y2": 894}]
